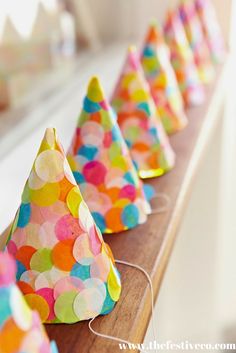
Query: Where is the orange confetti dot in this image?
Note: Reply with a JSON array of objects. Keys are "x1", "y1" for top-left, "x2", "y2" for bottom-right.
[
  {"x1": 90, "y1": 112, "x2": 101, "y2": 123},
  {"x1": 59, "y1": 177, "x2": 74, "y2": 202},
  {"x1": 73, "y1": 134, "x2": 82, "y2": 155},
  {"x1": 24, "y1": 293, "x2": 49, "y2": 322},
  {"x1": 15, "y1": 246, "x2": 36, "y2": 269},
  {"x1": 105, "y1": 187, "x2": 120, "y2": 203},
  {"x1": 105, "y1": 208, "x2": 123, "y2": 233},
  {"x1": 133, "y1": 142, "x2": 149, "y2": 152},
  {"x1": 147, "y1": 151, "x2": 159, "y2": 169},
  {"x1": 176, "y1": 70, "x2": 185, "y2": 82},
  {"x1": 17, "y1": 281, "x2": 34, "y2": 294},
  {"x1": 0, "y1": 318, "x2": 25, "y2": 353},
  {"x1": 52, "y1": 239, "x2": 76, "y2": 271}
]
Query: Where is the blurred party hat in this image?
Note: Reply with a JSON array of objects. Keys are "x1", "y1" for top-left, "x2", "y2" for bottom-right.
[
  {"x1": 0, "y1": 252, "x2": 58, "y2": 353},
  {"x1": 141, "y1": 21, "x2": 188, "y2": 134},
  {"x1": 195, "y1": 0, "x2": 225, "y2": 63},
  {"x1": 6, "y1": 128, "x2": 121, "y2": 323},
  {"x1": 179, "y1": 0, "x2": 214, "y2": 83},
  {"x1": 164, "y1": 10, "x2": 205, "y2": 106},
  {"x1": 1, "y1": 16, "x2": 22, "y2": 44},
  {"x1": 111, "y1": 46, "x2": 175, "y2": 178},
  {"x1": 67, "y1": 77, "x2": 151, "y2": 233}
]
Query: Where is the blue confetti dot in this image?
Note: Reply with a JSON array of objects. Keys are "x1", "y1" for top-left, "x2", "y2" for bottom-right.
[
  {"x1": 111, "y1": 125, "x2": 123, "y2": 142},
  {"x1": 150, "y1": 127, "x2": 158, "y2": 138},
  {"x1": 92, "y1": 212, "x2": 106, "y2": 233},
  {"x1": 78, "y1": 145, "x2": 98, "y2": 160},
  {"x1": 16, "y1": 260, "x2": 26, "y2": 281},
  {"x1": 73, "y1": 172, "x2": 85, "y2": 184},
  {"x1": 50, "y1": 341, "x2": 59, "y2": 353},
  {"x1": 71, "y1": 263, "x2": 90, "y2": 280},
  {"x1": 17, "y1": 203, "x2": 31, "y2": 228},
  {"x1": 143, "y1": 184, "x2": 155, "y2": 201},
  {"x1": 83, "y1": 97, "x2": 100, "y2": 113},
  {"x1": 121, "y1": 204, "x2": 139, "y2": 228},
  {"x1": 101, "y1": 284, "x2": 116, "y2": 315}
]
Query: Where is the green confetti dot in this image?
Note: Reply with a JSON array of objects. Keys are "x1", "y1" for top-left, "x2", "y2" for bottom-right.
[
  {"x1": 30, "y1": 248, "x2": 53, "y2": 272},
  {"x1": 54, "y1": 291, "x2": 79, "y2": 323}
]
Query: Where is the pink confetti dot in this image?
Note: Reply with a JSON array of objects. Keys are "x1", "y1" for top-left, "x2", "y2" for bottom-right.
[
  {"x1": 0, "y1": 252, "x2": 16, "y2": 286},
  {"x1": 55, "y1": 214, "x2": 83, "y2": 241},
  {"x1": 83, "y1": 161, "x2": 107, "y2": 186},
  {"x1": 36, "y1": 287, "x2": 55, "y2": 321},
  {"x1": 119, "y1": 184, "x2": 136, "y2": 201}
]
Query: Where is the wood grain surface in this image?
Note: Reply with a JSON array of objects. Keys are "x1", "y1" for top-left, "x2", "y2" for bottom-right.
[{"x1": 0, "y1": 63, "x2": 228, "y2": 353}]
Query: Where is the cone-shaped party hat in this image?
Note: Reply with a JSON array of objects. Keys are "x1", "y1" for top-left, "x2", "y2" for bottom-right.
[
  {"x1": 195, "y1": 0, "x2": 225, "y2": 63},
  {"x1": 1, "y1": 16, "x2": 22, "y2": 44},
  {"x1": 0, "y1": 252, "x2": 58, "y2": 353},
  {"x1": 164, "y1": 10, "x2": 205, "y2": 106},
  {"x1": 141, "y1": 22, "x2": 188, "y2": 134},
  {"x1": 67, "y1": 77, "x2": 151, "y2": 233},
  {"x1": 111, "y1": 46, "x2": 175, "y2": 178},
  {"x1": 179, "y1": 0, "x2": 214, "y2": 83},
  {"x1": 6, "y1": 128, "x2": 121, "y2": 323}
]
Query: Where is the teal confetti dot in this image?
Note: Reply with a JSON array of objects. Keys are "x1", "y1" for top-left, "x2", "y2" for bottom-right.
[
  {"x1": 83, "y1": 97, "x2": 100, "y2": 113},
  {"x1": 0, "y1": 288, "x2": 11, "y2": 326},
  {"x1": 17, "y1": 203, "x2": 31, "y2": 228},
  {"x1": 101, "y1": 284, "x2": 116, "y2": 315},
  {"x1": 92, "y1": 212, "x2": 106, "y2": 233},
  {"x1": 121, "y1": 204, "x2": 139, "y2": 228},
  {"x1": 71, "y1": 263, "x2": 90, "y2": 280}
]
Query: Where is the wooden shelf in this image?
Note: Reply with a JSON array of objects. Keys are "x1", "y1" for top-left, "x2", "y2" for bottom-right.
[{"x1": 0, "y1": 62, "x2": 228, "y2": 353}]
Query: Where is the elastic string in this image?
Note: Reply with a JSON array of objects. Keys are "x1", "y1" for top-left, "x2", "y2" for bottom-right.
[
  {"x1": 150, "y1": 192, "x2": 171, "y2": 215},
  {"x1": 88, "y1": 259, "x2": 157, "y2": 353}
]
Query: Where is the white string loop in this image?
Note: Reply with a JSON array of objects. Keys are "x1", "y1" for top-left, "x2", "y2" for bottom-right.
[
  {"x1": 88, "y1": 259, "x2": 158, "y2": 353},
  {"x1": 150, "y1": 192, "x2": 171, "y2": 215}
]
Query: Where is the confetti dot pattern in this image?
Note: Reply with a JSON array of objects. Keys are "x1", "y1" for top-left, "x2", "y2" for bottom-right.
[
  {"x1": 178, "y1": 0, "x2": 214, "y2": 84},
  {"x1": 6, "y1": 128, "x2": 121, "y2": 323},
  {"x1": 111, "y1": 47, "x2": 175, "y2": 178},
  {"x1": 163, "y1": 10, "x2": 205, "y2": 106},
  {"x1": 67, "y1": 77, "x2": 151, "y2": 233},
  {"x1": 141, "y1": 23, "x2": 188, "y2": 134},
  {"x1": 0, "y1": 252, "x2": 57, "y2": 353}
]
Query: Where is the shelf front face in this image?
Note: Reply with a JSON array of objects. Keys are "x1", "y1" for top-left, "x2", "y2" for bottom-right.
[{"x1": 0, "y1": 62, "x2": 227, "y2": 353}]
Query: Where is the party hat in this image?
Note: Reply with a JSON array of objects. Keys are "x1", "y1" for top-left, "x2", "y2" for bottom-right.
[
  {"x1": 67, "y1": 77, "x2": 151, "y2": 233},
  {"x1": 179, "y1": 0, "x2": 214, "y2": 83},
  {"x1": 6, "y1": 128, "x2": 121, "y2": 323},
  {"x1": 0, "y1": 252, "x2": 58, "y2": 353},
  {"x1": 141, "y1": 22, "x2": 188, "y2": 134},
  {"x1": 1, "y1": 16, "x2": 22, "y2": 44},
  {"x1": 111, "y1": 46, "x2": 175, "y2": 178},
  {"x1": 195, "y1": 0, "x2": 225, "y2": 63},
  {"x1": 163, "y1": 10, "x2": 205, "y2": 106}
]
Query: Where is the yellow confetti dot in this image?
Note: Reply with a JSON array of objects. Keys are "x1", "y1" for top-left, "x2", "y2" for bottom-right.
[
  {"x1": 131, "y1": 89, "x2": 149, "y2": 102},
  {"x1": 121, "y1": 73, "x2": 136, "y2": 89},
  {"x1": 107, "y1": 262, "x2": 121, "y2": 302},
  {"x1": 66, "y1": 186, "x2": 82, "y2": 218},
  {"x1": 30, "y1": 183, "x2": 60, "y2": 207}
]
